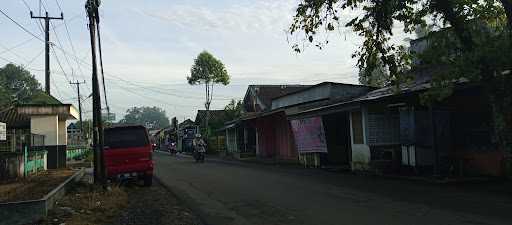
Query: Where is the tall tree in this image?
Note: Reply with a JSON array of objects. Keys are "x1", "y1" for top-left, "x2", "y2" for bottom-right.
[
  {"x1": 0, "y1": 63, "x2": 42, "y2": 107},
  {"x1": 119, "y1": 106, "x2": 170, "y2": 129},
  {"x1": 290, "y1": 0, "x2": 512, "y2": 173},
  {"x1": 187, "y1": 51, "x2": 230, "y2": 139}
]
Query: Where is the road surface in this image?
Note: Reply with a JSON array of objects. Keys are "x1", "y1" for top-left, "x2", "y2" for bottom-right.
[{"x1": 154, "y1": 152, "x2": 512, "y2": 225}]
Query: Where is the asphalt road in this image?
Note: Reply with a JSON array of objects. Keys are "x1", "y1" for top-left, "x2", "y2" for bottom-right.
[{"x1": 154, "y1": 152, "x2": 512, "y2": 225}]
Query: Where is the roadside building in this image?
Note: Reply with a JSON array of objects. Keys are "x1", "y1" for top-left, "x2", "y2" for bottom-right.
[
  {"x1": 289, "y1": 75, "x2": 507, "y2": 177},
  {"x1": 219, "y1": 85, "x2": 310, "y2": 159},
  {"x1": 0, "y1": 93, "x2": 78, "y2": 180},
  {"x1": 253, "y1": 82, "x2": 373, "y2": 165}
]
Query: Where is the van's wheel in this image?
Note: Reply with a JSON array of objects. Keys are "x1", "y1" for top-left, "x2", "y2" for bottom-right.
[{"x1": 143, "y1": 175, "x2": 153, "y2": 186}]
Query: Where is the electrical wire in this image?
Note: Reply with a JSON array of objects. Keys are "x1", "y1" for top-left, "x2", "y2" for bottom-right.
[
  {"x1": 0, "y1": 38, "x2": 35, "y2": 55},
  {"x1": 25, "y1": 48, "x2": 45, "y2": 67},
  {"x1": 0, "y1": 8, "x2": 44, "y2": 42},
  {"x1": 54, "y1": 0, "x2": 90, "y2": 90},
  {"x1": 50, "y1": 45, "x2": 76, "y2": 92},
  {"x1": 50, "y1": 21, "x2": 78, "y2": 82},
  {"x1": 96, "y1": 22, "x2": 110, "y2": 114}
]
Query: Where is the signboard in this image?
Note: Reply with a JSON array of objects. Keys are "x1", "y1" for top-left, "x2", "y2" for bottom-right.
[
  {"x1": 290, "y1": 117, "x2": 327, "y2": 153},
  {"x1": 0, "y1": 122, "x2": 6, "y2": 141}
]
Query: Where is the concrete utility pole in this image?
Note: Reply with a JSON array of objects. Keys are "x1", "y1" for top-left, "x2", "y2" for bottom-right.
[
  {"x1": 86, "y1": 0, "x2": 105, "y2": 185},
  {"x1": 70, "y1": 80, "x2": 86, "y2": 134},
  {"x1": 30, "y1": 11, "x2": 63, "y2": 95}
]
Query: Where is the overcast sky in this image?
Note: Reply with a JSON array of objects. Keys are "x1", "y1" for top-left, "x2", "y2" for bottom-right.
[{"x1": 1, "y1": 0, "x2": 409, "y2": 122}]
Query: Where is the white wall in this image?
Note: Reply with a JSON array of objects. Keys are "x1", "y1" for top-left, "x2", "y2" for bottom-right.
[
  {"x1": 349, "y1": 107, "x2": 371, "y2": 171},
  {"x1": 31, "y1": 115, "x2": 59, "y2": 146},
  {"x1": 58, "y1": 119, "x2": 67, "y2": 145}
]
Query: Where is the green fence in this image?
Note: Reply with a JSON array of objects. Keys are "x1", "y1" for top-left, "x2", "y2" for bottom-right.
[
  {"x1": 24, "y1": 147, "x2": 47, "y2": 176},
  {"x1": 66, "y1": 146, "x2": 90, "y2": 161}
]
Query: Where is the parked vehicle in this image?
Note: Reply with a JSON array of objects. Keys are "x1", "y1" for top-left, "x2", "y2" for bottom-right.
[{"x1": 103, "y1": 125, "x2": 154, "y2": 186}]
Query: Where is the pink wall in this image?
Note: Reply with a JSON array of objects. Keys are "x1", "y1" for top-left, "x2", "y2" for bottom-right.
[{"x1": 251, "y1": 112, "x2": 298, "y2": 161}]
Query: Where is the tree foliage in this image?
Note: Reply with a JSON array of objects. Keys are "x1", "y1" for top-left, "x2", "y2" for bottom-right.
[
  {"x1": 187, "y1": 51, "x2": 230, "y2": 108},
  {"x1": 187, "y1": 51, "x2": 230, "y2": 138},
  {"x1": 289, "y1": 0, "x2": 510, "y2": 83},
  {"x1": 0, "y1": 63, "x2": 42, "y2": 107},
  {"x1": 224, "y1": 99, "x2": 243, "y2": 121},
  {"x1": 188, "y1": 51, "x2": 230, "y2": 86},
  {"x1": 119, "y1": 106, "x2": 170, "y2": 129}
]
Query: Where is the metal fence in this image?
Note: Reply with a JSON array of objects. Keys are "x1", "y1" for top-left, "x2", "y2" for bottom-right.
[{"x1": 0, "y1": 131, "x2": 47, "y2": 181}]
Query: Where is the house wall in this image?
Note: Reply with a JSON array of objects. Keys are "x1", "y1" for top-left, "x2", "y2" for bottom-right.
[
  {"x1": 31, "y1": 115, "x2": 58, "y2": 146},
  {"x1": 58, "y1": 119, "x2": 67, "y2": 146},
  {"x1": 274, "y1": 114, "x2": 297, "y2": 161},
  {"x1": 254, "y1": 117, "x2": 276, "y2": 158},
  {"x1": 349, "y1": 107, "x2": 371, "y2": 171}
]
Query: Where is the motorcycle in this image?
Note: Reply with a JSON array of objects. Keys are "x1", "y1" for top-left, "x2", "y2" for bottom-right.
[
  {"x1": 193, "y1": 151, "x2": 205, "y2": 163},
  {"x1": 168, "y1": 142, "x2": 177, "y2": 155}
]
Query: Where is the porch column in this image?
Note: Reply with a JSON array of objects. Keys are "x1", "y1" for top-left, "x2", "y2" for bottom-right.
[
  {"x1": 244, "y1": 126, "x2": 248, "y2": 153},
  {"x1": 255, "y1": 129, "x2": 259, "y2": 156}
]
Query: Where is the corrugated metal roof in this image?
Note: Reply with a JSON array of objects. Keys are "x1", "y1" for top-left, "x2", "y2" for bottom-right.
[{"x1": 0, "y1": 107, "x2": 30, "y2": 129}]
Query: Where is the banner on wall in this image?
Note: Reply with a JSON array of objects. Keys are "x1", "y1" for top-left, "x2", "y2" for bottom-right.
[
  {"x1": 290, "y1": 117, "x2": 327, "y2": 153},
  {"x1": 0, "y1": 122, "x2": 6, "y2": 141}
]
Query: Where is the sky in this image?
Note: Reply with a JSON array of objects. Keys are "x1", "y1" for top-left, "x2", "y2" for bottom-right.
[{"x1": 1, "y1": 0, "x2": 410, "y2": 122}]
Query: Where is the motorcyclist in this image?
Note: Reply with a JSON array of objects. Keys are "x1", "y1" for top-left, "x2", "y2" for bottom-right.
[{"x1": 193, "y1": 134, "x2": 206, "y2": 162}]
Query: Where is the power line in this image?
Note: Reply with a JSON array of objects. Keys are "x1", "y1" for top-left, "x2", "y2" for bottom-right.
[
  {"x1": 96, "y1": 22, "x2": 110, "y2": 114},
  {"x1": 0, "y1": 43, "x2": 31, "y2": 64},
  {"x1": 0, "y1": 8, "x2": 44, "y2": 42},
  {"x1": 54, "y1": 0, "x2": 90, "y2": 90},
  {"x1": 0, "y1": 38, "x2": 35, "y2": 55},
  {"x1": 26, "y1": 48, "x2": 45, "y2": 67},
  {"x1": 50, "y1": 20, "x2": 78, "y2": 82},
  {"x1": 50, "y1": 45, "x2": 76, "y2": 93}
]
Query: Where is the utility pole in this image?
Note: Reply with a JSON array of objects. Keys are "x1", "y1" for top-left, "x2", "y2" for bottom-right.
[
  {"x1": 30, "y1": 11, "x2": 63, "y2": 95},
  {"x1": 86, "y1": 0, "x2": 105, "y2": 185},
  {"x1": 70, "y1": 80, "x2": 85, "y2": 133}
]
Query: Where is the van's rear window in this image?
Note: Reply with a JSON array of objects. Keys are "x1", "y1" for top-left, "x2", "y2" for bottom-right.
[{"x1": 104, "y1": 127, "x2": 149, "y2": 149}]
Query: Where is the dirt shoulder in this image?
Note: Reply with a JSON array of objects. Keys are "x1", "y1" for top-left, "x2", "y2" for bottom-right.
[
  {"x1": 0, "y1": 169, "x2": 75, "y2": 203},
  {"x1": 36, "y1": 180, "x2": 201, "y2": 225}
]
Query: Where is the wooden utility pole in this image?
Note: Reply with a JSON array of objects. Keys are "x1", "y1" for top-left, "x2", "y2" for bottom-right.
[
  {"x1": 86, "y1": 0, "x2": 105, "y2": 184},
  {"x1": 70, "y1": 80, "x2": 85, "y2": 133},
  {"x1": 30, "y1": 11, "x2": 63, "y2": 95}
]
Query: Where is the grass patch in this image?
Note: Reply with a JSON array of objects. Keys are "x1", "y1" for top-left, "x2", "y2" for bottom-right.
[
  {"x1": 0, "y1": 169, "x2": 74, "y2": 203},
  {"x1": 43, "y1": 182, "x2": 128, "y2": 225}
]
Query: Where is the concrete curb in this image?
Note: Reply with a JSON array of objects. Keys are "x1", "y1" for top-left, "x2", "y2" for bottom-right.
[{"x1": 0, "y1": 168, "x2": 85, "y2": 225}]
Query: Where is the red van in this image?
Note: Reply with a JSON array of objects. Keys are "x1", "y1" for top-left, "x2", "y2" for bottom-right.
[{"x1": 103, "y1": 125, "x2": 154, "y2": 186}]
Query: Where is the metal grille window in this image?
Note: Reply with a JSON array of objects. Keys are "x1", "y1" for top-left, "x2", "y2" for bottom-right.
[{"x1": 367, "y1": 112, "x2": 400, "y2": 146}]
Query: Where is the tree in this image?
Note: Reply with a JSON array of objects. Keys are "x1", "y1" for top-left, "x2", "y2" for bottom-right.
[
  {"x1": 290, "y1": 0, "x2": 512, "y2": 173},
  {"x1": 0, "y1": 63, "x2": 42, "y2": 107},
  {"x1": 224, "y1": 99, "x2": 243, "y2": 121},
  {"x1": 119, "y1": 106, "x2": 170, "y2": 129},
  {"x1": 358, "y1": 59, "x2": 388, "y2": 87},
  {"x1": 187, "y1": 51, "x2": 230, "y2": 139}
]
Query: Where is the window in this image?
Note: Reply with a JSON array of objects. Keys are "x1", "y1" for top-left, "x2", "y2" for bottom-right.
[
  {"x1": 104, "y1": 127, "x2": 149, "y2": 149},
  {"x1": 351, "y1": 111, "x2": 364, "y2": 144}
]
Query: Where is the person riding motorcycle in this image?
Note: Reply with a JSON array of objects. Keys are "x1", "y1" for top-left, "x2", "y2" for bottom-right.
[{"x1": 192, "y1": 134, "x2": 206, "y2": 162}]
